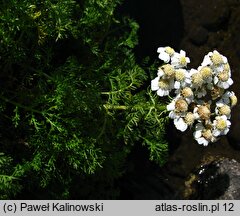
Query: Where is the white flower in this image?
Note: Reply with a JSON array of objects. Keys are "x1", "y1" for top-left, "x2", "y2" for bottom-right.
[
  {"x1": 174, "y1": 117, "x2": 188, "y2": 132},
  {"x1": 193, "y1": 102, "x2": 211, "y2": 121},
  {"x1": 212, "y1": 115, "x2": 231, "y2": 136},
  {"x1": 157, "y1": 64, "x2": 175, "y2": 79},
  {"x1": 151, "y1": 47, "x2": 236, "y2": 146},
  {"x1": 151, "y1": 76, "x2": 174, "y2": 96},
  {"x1": 221, "y1": 91, "x2": 237, "y2": 107},
  {"x1": 189, "y1": 69, "x2": 204, "y2": 89},
  {"x1": 213, "y1": 65, "x2": 233, "y2": 89},
  {"x1": 178, "y1": 87, "x2": 194, "y2": 103},
  {"x1": 215, "y1": 100, "x2": 231, "y2": 119},
  {"x1": 173, "y1": 112, "x2": 195, "y2": 132},
  {"x1": 171, "y1": 50, "x2": 190, "y2": 68},
  {"x1": 193, "y1": 123, "x2": 216, "y2": 146},
  {"x1": 174, "y1": 68, "x2": 191, "y2": 89},
  {"x1": 157, "y1": 46, "x2": 175, "y2": 63},
  {"x1": 201, "y1": 50, "x2": 228, "y2": 69},
  {"x1": 198, "y1": 65, "x2": 213, "y2": 84},
  {"x1": 167, "y1": 96, "x2": 189, "y2": 119},
  {"x1": 213, "y1": 75, "x2": 233, "y2": 89}
]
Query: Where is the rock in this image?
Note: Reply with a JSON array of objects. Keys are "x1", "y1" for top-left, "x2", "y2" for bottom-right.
[
  {"x1": 184, "y1": 158, "x2": 240, "y2": 199},
  {"x1": 199, "y1": 1, "x2": 230, "y2": 31},
  {"x1": 189, "y1": 26, "x2": 208, "y2": 45}
]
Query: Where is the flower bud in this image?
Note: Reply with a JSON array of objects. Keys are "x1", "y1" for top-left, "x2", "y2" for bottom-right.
[
  {"x1": 211, "y1": 52, "x2": 223, "y2": 65},
  {"x1": 202, "y1": 129, "x2": 213, "y2": 141},
  {"x1": 218, "y1": 71, "x2": 230, "y2": 82},
  {"x1": 230, "y1": 95, "x2": 237, "y2": 107},
  {"x1": 165, "y1": 46, "x2": 175, "y2": 56},
  {"x1": 175, "y1": 99, "x2": 188, "y2": 113},
  {"x1": 181, "y1": 87, "x2": 193, "y2": 98},
  {"x1": 199, "y1": 66, "x2": 212, "y2": 80},
  {"x1": 161, "y1": 64, "x2": 175, "y2": 78},
  {"x1": 198, "y1": 105, "x2": 211, "y2": 120},
  {"x1": 219, "y1": 104, "x2": 231, "y2": 116},
  {"x1": 175, "y1": 69, "x2": 186, "y2": 81},
  {"x1": 192, "y1": 72, "x2": 203, "y2": 87},
  {"x1": 211, "y1": 86, "x2": 224, "y2": 100},
  {"x1": 184, "y1": 112, "x2": 195, "y2": 125},
  {"x1": 158, "y1": 79, "x2": 171, "y2": 90}
]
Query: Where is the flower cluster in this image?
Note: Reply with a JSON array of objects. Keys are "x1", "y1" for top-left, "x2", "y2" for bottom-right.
[{"x1": 151, "y1": 47, "x2": 237, "y2": 146}]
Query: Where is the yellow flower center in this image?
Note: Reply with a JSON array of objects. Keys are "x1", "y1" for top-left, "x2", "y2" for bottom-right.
[
  {"x1": 211, "y1": 53, "x2": 223, "y2": 65},
  {"x1": 192, "y1": 72, "x2": 203, "y2": 86},
  {"x1": 181, "y1": 87, "x2": 193, "y2": 98},
  {"x1": 161, "y1": 64, "x2": 175, "y2": 78},
  {"x1": 175, "y1": 99, "x2": 188, "y2": 113},
  {"x1": 216, "y1": 119, "x2": 227, "y2": 130},
  {"x1": 219, "y1": 105, "x2": 231, "y2": 116},
  {"x1": 211, "y1": 86, "x2": 224, "y2": 100},
  {"x1": 180, "y1": 56, "x2": 187, "y2": 66},
  {"x1": 158, "y1": 79, "x2": 170, "y2": 90},
  {"x1": 230, "y1": 95, "x2": 237, "y2": 107},
  {"x1": 175, "y1": 69, "x2": 186, "y2": 81},
  {"x1": 184, "y1": 112, "x2": 195, "y2": 125},
  {"x1": 202, "y1": 129, "x2": 213, "y2": 141},
  {"x1": 224, "y1": 63, "x2": 230, "y2": 73},
  {"x1": 198, "y1": 105, "x2": 211, "y2": 120},
  {"x1": 200, "y1": 66, "x2": 212, "y2": 79},
  {"x1": 218, "y1": 71, "x2": 229, "y2": 82},
  {"x1": 165, "y1": 46, "x2": 175, "y2": 56}
]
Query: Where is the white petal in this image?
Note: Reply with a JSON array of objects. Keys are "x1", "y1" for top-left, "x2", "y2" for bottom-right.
[
  {"x1": 151, "y1": 77, "x2": 159, "y2": 91},
  {"x1": 223, "y1": 128, "x2": 230, "y2": 135},
  {"x1": 174, "y1": 81, "x2": 181, "y2": 89},
  {"x1": 222, "y1": 56, "x2": 228, "y2": 64},
  {"x1": 197, "y1": 137, "x2": 209, "y2": 146},
  {"x1": 157, "y1": 69, "x2": 164, "y2": 77},
  {"x1": 157, "y1": 89, "x2": 165, "y2": 96},
  {"x1": 221, "y1": 81, "x2": 230, "y2": 89},
  {"x1": 159, "y1": 52, "x2": 170, "y2": 62},
  {"x1": 174, "y1": 118, "x2": 188, "y2": 132},
  {"x1": 157, "y1": 47, "x2": 164, "y2": 53},
  {"x1": 180, "y1": 50, "x2": 186, "y2": 56},
  {"x1": 193, "y1": 130, "x2": 202, "y2": 139},
  {"x1": 189, "y1": 68, "x2": 198, "y2": 76},
  {"x1": 228, "y1": 78, "x2": 233, "y2": 85},
  {"x1": 212, "y1": 129, "x2": 221, "y2": 137},
  {"x1": 213, "y1": 76, "x2": 218, "y2": 84},
  {"x1": 169, "y1": 111, "x2": 177, "y2": 119},
  {"x1": 221, "y1": 115, "x2": 227, "y2": 121},
  {"x1": 162, "y1": 90, "x2": 169, "y2": 96},
  {"x1": 201, "y1": 56, "x2": 211, "y2": 66},
  {"x1": 226, "y1": 120, "x2": 231, "y2": 126},
  {"x1": 167, "y1": 102, "x2": 175, "y2": 111}
]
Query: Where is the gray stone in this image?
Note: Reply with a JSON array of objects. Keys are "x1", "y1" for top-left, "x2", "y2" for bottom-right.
[
  {"x1": 189, "y1": 26, "x2": 208, "y2": 45},
  {"x1": 186, "y1": 158, "x2": 240, "y2": 199}
]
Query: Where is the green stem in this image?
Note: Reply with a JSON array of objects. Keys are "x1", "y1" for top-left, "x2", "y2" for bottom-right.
[
  {"x1": 0, "y1": 95, "x2": 43, "y2": 115},
  {"x1": 103, "y1": 104, "x2": 127, "y2": 110},
  {"x1": 103, "y1": 104, "x2": 166, "y2": 111}
]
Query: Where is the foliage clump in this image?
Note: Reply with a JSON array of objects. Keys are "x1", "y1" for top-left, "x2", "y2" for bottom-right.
[{"x1": 0, "y1": 0, "x2": 168, "y2": 199}]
